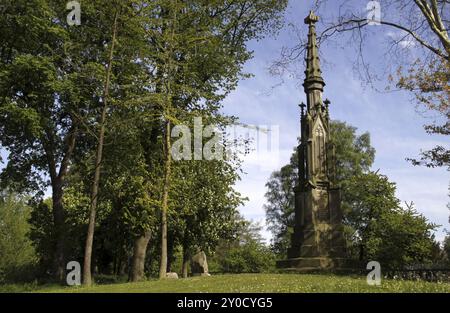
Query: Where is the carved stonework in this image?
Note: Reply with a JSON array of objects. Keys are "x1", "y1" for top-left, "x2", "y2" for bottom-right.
[{"x1": 277, "y1": 11, "x2": 351, "y2": 271}]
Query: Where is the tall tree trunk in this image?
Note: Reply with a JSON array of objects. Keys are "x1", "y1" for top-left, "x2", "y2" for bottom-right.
[
  {"x1": 82, "y1": 11, "x2": 119, "y2": 286},
  {"x1": 52, "y1": 179, "x2": 66, "y2": 282},
  {"x1": 159, "y1": 120, "x2": 172, "y2": 279},
  {"x1": 159, "y1": 0, "x2": 176, "y2": 280},
  {"x1": 130, "y1": 231, "x2": 152, "y2": 282},
  {"x1": 359, "y1": 243, "x2": 365, "y2": 261},
  {"x1": 182, "y1": 241, "x2": 189, "y2": 278},
  {"x1": 167, "y1": 233, "x2": 175, "y2": 273},
  {"x1": 120, "y1": 261, "x2": 127, "y2": 276},
  {"x1": 45, "y1": 125, "x2": 78, "y2": 283}
]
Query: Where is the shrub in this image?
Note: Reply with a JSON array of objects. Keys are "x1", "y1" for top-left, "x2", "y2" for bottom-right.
[
  {"x1": 0, "y1": 192, "x2": 37, "y2": 283},
  {"x1": 218, "y1": 242, "x2": 276, "y2": 273}
]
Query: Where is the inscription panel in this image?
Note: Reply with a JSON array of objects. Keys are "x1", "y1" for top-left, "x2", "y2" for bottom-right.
[
  {"x1": 318, "y1": 206, "x2": 330, "y2": 221},
  {"x1": 314, "y1": 189, "x2": 329, "y2": 222}
]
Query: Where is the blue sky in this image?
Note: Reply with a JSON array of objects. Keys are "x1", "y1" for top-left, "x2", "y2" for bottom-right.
[{"x1": 222, "y1": 0, "x2": 449, "y2": 243}]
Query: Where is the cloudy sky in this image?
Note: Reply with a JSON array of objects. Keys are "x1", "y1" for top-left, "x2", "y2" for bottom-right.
[{"x1": 222, "y1": 0, "x2": 449, "y2": 243}]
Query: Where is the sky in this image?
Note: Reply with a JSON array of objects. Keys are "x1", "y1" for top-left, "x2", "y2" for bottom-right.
[{"x1": 221, "y1": 0, "x2": 449, "y2": 243}]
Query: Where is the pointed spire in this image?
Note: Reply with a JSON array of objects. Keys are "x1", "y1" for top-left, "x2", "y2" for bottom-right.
[{"x1": 303, "y1": 11, "x2": 325, "y2": 93}]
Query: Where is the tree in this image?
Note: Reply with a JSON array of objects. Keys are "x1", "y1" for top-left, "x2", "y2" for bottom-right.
[
  {"x1": 345, "y1": 172, "x2": 438, "y2": 268},
  {"x1": 366, "y1": 206, "x2": 440, "y2": 269},
  {"x1": 0, "y1": 191, "x2": 36, "y2": 282},
  {"x1": 171, "y1": 156, "x2": 245, "y2": 278},
  {"x1": 444, "y1": 235, "x2": 450, "y2": 261},
  {"x1": 401, "y1": 59, "x2": 450, "y2": 170},
  {"x1": 211, "y1": 215, "x2": 276, "y2": 274},
  {"x1": 62, "y1": 95, "x2": 163, "y2": 282},
  {"x1": 81, "y1": 0, "x2": 149, "y2": 287},
  {"x1": 135, "y1": 0, "x2": 288, "y2": 279},
  {"x1": 344, "y1": 171, "x2": 400, "y2": 260},
  {"x1": 0, "y1": 1, "x2": 86, "y2": 280},
  {"x1": 264, "y1": 121, "x2": 375, "y2": 255},
  {"x1": 28, "y1": 199, "x2": 56, "y2": 278},
  {"x1": 104, "y1": 116, "x2": 161, "y2": 282},
  {"x1": 263, "y1": 160, "x2": 296, "y2": 256},
  {"x1": 82, "y1": 4, "x2": 119, "y2": 288},
  {"x1": 28, "y1": 173, "x2": 108, "y2": 281}
]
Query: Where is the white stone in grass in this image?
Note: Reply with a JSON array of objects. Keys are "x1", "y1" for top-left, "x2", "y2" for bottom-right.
[{"x1": 166, "y1": 272, "x2": 179, "y2": 279}]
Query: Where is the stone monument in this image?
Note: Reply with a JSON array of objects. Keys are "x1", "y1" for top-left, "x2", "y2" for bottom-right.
[{"x1": 277, "y1": 11, "x2": 350, "y2": 271}]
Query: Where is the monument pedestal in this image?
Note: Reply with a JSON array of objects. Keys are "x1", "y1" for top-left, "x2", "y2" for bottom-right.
[
  {"x1": 276, "y1": 187, "x2": 353, "y2": 272},
  {"x1": 276, "y1": 257, "x2": 353, "y2": 272}
]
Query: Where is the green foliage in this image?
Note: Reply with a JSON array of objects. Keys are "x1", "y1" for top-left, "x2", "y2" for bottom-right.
[
  {"x1": 216, "y1": 242, "x2": 276, "y2": 274},
  {"x1": 0, "y1": 0, "x2": 100, "y2": 192},
  {"x1": 171, "y1": 158, "x2": 245, "y2": 253},
  {"x1": 28, "y1": 190, "x2": 91, "y2": 277},
  {"x1": 444, "y1": 235, "x2": 450, "y2": 262},
  {"x1": 344, "y1": 172, "x2": 399, "y2": 238},
  {"x1": 342, "y1": 171, "x2": 439, "y2": 269},
  {"x1": 364, "y1": 207, "x2": 438, "y2": 269},
  {"x1": 330, "y1": 121, "x2": 376, "y2": 182},
  {"x1": 264, "y1": 161, "x2": 297, "y2": 256},
  {"x1": 0, "y1": 191, "x2": 37, "y2": 282},
  {"x1": 211, "y1": 218, "x2": 276, "y2": 274},
  {"x1": 28, "y1": 199, "x2": 55, "y2": 276}
]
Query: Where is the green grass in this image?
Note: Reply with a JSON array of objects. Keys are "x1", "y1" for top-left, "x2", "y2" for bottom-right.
[{"x1": 1, "y1": 274, "x2": 450, "y2": 293}]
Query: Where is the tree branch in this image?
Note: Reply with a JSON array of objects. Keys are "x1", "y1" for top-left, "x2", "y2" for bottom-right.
[
  {"x1": 58, "y1": 124, "x2": 78, "y2": 180},
  {"x1": 415, "y1": 0, "x2": 450, "y2": 55},
  {"x1": 319, "y1": 18, "x2": 448, "y2": 59}
]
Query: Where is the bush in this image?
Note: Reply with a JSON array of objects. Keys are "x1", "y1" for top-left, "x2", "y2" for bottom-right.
[
  {"x1": 0, "y1": 192, "x2": 37, "y2": 283},
  {"x1": 217, "y1": 242, "x2": 276, "y2": 273}
]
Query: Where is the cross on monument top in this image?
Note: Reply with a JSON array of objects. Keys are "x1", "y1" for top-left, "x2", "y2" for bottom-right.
[{"x1": 304, "y1": 10, "x2": 319, "y2": 25}]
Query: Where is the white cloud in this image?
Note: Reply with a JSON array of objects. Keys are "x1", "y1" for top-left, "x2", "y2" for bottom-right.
[{"x1": 386, "y1": 30, "x2": 416, "y2": 48}]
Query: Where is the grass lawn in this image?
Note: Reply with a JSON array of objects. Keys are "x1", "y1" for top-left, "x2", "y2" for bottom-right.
[{"x1": 1, "y1": 273, "x2": 450, "y2": 293}]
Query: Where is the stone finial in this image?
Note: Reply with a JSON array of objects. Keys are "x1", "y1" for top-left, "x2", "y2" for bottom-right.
[
  {"x1": 299, "y1": 102, "x2": 306, "y2": 117},
  {"x1": 304, "y1": 10, "x2": 319, "y2": 25}
]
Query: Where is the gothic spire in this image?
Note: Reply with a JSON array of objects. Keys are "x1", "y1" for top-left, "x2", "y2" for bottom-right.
[{"x1": 303, "y1": 11, "x2": 325, "y2": 94}]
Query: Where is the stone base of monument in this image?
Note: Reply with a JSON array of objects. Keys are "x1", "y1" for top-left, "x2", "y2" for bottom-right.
[{"x1": 276, "y1": 257, "x2": 360, "y2": 273}]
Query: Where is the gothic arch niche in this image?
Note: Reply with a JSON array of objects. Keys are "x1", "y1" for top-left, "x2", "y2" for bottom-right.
[{"x1": 312, "y1": 119, "x2": 327, "y2": 179}]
